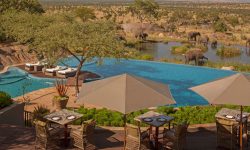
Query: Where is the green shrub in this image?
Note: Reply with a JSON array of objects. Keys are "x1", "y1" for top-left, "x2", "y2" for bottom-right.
[
  {"x1": 138, "y1": 54, "x2": 154, "y2": 60},
  {"x1": 216, "y1": 45, "x2": 241, "y2": 57},
  {"x1": 0, "y1": 91, "x2": 12, "y2": 109},
  {"x1": 195, "y1": 44, "x2": 208, "y2": 52},
  {"x1": 73, "y1": 105, "x2": 250, "y2": 127},
  {"x1": 171, "y1": 44, "x2": 191, "y2": 54},
  {"x1": 213, "y1": 21, "x2": 228, "y2": 32}
]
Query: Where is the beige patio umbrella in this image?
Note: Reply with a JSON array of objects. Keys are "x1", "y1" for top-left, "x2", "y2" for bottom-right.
[
  {"x1": 77, "y1": 73, "x2": 175, "y2": 147},
  {"x1": 190, "y1": 73, "x2": 250, "y2": 150}
]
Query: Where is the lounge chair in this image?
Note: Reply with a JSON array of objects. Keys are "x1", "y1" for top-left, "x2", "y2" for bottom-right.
[
  {"x1": 70, "y1": 119, "x2": 96, "y2": 150},
  {"x1": 56, "y1": 67, "x2": 77, "y2": 78},
  {"x1": 25, "y1": 62, "x2": 40, "y2": 71},
  {"x1": 125, "y1": 123, "x2": 151, "y2": 150},
  {"x1": 45, "y1": 66, "x2": 67, "y2": 76},
  {"x1": 161, "y1": 121, "x2": 189, "y2": 150}
]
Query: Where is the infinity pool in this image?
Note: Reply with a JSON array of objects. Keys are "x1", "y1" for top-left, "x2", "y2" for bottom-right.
[
  {"x1": 0, "y1": 58, "x2": 236, "y2": 106},
  {"x1": 0, "y1": 68, "x2": 55, "y2": 98}
]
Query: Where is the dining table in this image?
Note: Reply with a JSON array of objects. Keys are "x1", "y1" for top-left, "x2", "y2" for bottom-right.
[
  {"x1": 134, "y1": 111, "x2": 174, "y2": 150},
  {"x1": 44, "y1": 109, "x2": 83, "y2": 147}
]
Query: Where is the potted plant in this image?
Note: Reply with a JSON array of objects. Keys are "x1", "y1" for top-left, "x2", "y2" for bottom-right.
[
  {"x1": 53, "y1": 79, "x2": 69, "y2": 110},
  {"x1": 33, "y1": 105, "x2": 50, "y2": 122}
]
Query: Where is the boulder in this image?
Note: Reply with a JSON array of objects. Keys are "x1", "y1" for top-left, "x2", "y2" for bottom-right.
[
  {"x1": 221, "y1": 66, "x2": 234, "y2": 71},
  {"x1": 158, "y1": 33, "x2": 165, "y2": 38}
]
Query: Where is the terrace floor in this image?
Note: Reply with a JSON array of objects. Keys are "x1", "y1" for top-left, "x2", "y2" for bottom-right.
[{"x1": 0, "y1": 124, "x2": 219, "y2": 150}]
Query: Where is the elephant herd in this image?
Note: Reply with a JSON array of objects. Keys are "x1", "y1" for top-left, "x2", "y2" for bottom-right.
[
  {"x1": 116, "y1": 26, "x2": 250, "y2": 66},
  {"x1": 187, "y1": 31, "x2": 217, "y2": 48}
]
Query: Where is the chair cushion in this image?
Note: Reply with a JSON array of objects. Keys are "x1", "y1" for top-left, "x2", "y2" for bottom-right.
[
  {"x1": 141, "y1": 131, "x2": 149, "y2": 139},
  {"x1": 164, "y1": 130, "x2": 175, "y2": 139}
]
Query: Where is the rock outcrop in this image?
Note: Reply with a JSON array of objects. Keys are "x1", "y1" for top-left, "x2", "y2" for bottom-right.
[
  {"x1": 0, "y1": 43, "x2": 37, "y2": 68},
  {"x1": 121, "y1": 23, "x2": 164, "y2": 35}
]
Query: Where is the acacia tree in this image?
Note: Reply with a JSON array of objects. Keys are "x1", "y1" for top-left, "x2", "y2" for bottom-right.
[
  {"x1": 128, "y1": 0, "x2": 159, "y2": 24},
  {"x1": 33, "y1": 19, "x2": 132, "y2": 94},
  {"x1": 74, "y1": 7, "x2": 96, "y2": 22},
  {"x1": 0, "y1": 11, "x2": 51, "y2": 43}
]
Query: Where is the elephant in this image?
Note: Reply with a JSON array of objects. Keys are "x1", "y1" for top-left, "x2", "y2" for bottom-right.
[
  {"x1": 198, "y1": 36, "x2": 209, "y2": 46},
  {"x1": 211, "y1": 39, "x2": 218, "y2": 48},
  {"x1": 187, "y1": 32, "x2": 201, "y2": 41},
  {"x1": 184, "y1": 49, "x2": 208, "y2": 65},
  {"x1": 135, "y1": 32, "x2": 148, "y2": 41}
]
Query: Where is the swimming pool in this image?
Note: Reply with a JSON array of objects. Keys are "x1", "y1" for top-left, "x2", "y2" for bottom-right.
[
  {"x1": 0, "y1": 58, "x2": 236, "y2": 106},
  {"x1": 0, "y1": 68, "x2": 55, "y2": 98}
]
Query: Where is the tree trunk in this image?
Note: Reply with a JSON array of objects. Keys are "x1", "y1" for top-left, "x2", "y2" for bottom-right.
[{"x1": 75, "y1": 58, "x2": 85, "y2": 96}]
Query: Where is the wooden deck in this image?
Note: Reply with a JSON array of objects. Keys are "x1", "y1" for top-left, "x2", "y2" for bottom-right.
[{"x1": 0, "y1": 124, "x2": 223, "y2": 150}]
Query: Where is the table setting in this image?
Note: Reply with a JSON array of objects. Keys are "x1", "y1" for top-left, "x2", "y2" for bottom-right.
[{"x1": 44, "y1": 109, "x2": 83, "y2": 147}]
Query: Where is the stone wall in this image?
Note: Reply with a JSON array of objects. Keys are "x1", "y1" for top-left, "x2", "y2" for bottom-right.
[{"x1": 0, "y1": 103, "x2": 25, "y2": 127}]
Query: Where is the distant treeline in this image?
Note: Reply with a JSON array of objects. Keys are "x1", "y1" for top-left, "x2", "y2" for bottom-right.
[{"x1": 39, "y1": 0, "x2": 250, "y2": 7}]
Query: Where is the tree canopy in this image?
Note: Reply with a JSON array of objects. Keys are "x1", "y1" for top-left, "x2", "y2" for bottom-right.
[
  {"x1": 0, "y1": 0, "x2": 44, "y2": 13},
  {"x1": 74, "y1": 7, "x2": 96, "y2": 22},
  {"x1": 128, "y1": 0, "x2": 159, "y2": 23}
]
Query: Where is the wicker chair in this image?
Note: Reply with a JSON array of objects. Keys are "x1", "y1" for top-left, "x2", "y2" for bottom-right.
[
  {"x1": 70, "y1": 119, "x2": 96, "y2": 150},
  {"x1": 216, "y1": 118, "x2": 238, "y2": 150},
  {"x1": 125, "y1": 123, "x2": 151, "y2": 150},
  {"x1": 34, "y1": 120, "x2": 63, "y2": 150},
  {"x1": 161, "y1": 121, "x2": 189, "y2": 150}
]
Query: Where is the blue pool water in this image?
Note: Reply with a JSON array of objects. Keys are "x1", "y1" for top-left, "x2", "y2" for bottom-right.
[
  {"x1": 0, "y1": 68, "x2": 55, "y2": 98},
  {"x1": 0, "y1": 58, "x2": 236, "y2": 106}
]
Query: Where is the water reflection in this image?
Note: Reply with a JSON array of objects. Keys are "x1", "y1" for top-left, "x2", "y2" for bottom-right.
[{"x1": 140, "y1": 42, "x2": 250, "y2": 64}]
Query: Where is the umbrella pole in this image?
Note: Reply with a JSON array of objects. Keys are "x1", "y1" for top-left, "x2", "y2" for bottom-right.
[
  {"x1": 123, "y1": 114, "x2": 127, "y2": 150},
  {"x1": 240, "y1": 105, "x2": 243, "y2": 150}
]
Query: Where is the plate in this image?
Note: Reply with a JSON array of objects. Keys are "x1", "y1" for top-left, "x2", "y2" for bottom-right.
[
  {"x1": 157, "y1": 118, "x2": 167, "y2": 122},
  {"x1": 51, "y1": 116, "x2": 61, "y2": 121},
  {"x1": 225, "y1": 115, "x2": 234, "y2": 119},
  {"x1": 66, "y1": 115, "x2": 76, "y2": 120},
  {"x1": 143, "y1": 118, "x2": 153, "y2": 122}
]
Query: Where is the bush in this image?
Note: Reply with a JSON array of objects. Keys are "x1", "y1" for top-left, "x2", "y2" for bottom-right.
[
  {"x1": 213, "y1": 21, "x2": 228, "y2": 32},
  {"x1": 74, "y1": 105, "x2": 250, "y2": 127},
  {"x1": 171, "y1": 44, "x2": 191, "y2": 54},
  {"x1": 0, "y1": 91, "x2": 12, "y2": 109},
  {"x1": 138, "y1": 54, "x2": 154, "y2": 61},
  {"x1": 195, "y1": 44, "x2": 208, "y2": 52},
  {"x1": 216, "y1": 45, "x2": 241, "y2": 57}
]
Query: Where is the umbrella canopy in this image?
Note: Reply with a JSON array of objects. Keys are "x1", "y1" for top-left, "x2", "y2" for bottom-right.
[
  {"x1": 190, "y1": 73, "x2": 250, "y2": 149},
  {"x1": 190, "y1": 73, "x2": 250, "y2": 106},
  {"x1": 77, "y1": 73, "x2": 175, "y2": 114}
]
